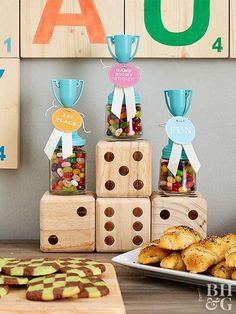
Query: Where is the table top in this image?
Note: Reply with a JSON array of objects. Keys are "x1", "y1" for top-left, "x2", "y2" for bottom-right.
[{"x1": 0, "y1": 241, "x2": 234, "y2": 314}]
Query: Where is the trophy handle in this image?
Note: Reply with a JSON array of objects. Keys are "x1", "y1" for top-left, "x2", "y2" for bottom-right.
[
  {"x1": 129, "y1": 35, "x2": 140, "y2": 62},
  {"x1": 164, "y1": 91, "x2": 172, "y2": 115},
  {"x1": 72, "y1": 80, "x2": 85, "y2": 107},
  {"x1": 106, "y1": 36, "x2": 118, "y2": 62},
  {"x1": 184, "y1": 90, "x2": 192, "y2": 116},
  {"x1": 51, "y1": 80, "x2": 63, "y2": 107}
]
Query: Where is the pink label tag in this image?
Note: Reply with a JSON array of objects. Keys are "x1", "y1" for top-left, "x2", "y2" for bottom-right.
[{"x1": 108, "y1": 64, "x2": 140, "y2": 88}]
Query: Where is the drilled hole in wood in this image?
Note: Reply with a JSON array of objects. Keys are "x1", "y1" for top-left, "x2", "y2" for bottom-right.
[
  {"x1": 104, "y1": 207, "x2": 115, "y2": 217},
  {"x1": 48, "y1": 235, "x2": 58, "y2": 245},
  {"x1": 133, "y1": 180, "x2": 144, "y2": 190},
  {"x1": 133, "y1": 235, "x2": 143, "y2": 246},
  {"x1": 133, "y1": 151, "x2": 143, "y2": 161},
  {"x1": 105, "y1": 180, "x2": 115, "y2": 191},
  {"x1": 133, "y1": 207, "x2": 143, "y2": 217},
  {"x1": 104, "y1": 152, "x2": 114, "y2": 162},
  {"x1": 188, "y1": 210, "x2": 198, "y2": 220},
  {"x1": 104, "y1": 221, "x2": 115, "y2": 231},
  {"x1": 160, "y1": 209, "x2": 170, "y2": 220},
  {"x1": 119, "y1": 166, "x2": 129, "y2": 176},
  {"x1": 77, "y1": 207, "x2": 87, "y2": 217},
  {"x1": 133, "y1": 221, "x2": 143, "y2": 231},
  {"x1": 104, "y1": 236, "x2": 115, "y2": 246}
]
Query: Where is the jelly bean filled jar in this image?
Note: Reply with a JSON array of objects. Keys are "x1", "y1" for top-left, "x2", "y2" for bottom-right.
[
  {"x1": 159, "y1": 159, "x2": 196, "y2": 195},
  {"x1": 106, "y1": 92, "x2": 142, "y2": 139},
  {"x1": 159, "y1": 141, "x2": 196, "y2": 195},
  {"x1": 49, "y1": 133, "x2": 86, "y2": 195}
]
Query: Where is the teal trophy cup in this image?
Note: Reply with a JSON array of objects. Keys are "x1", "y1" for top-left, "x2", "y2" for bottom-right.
[
  {"x1": 164, "y1": 89, "x2": 192, "y2": 117},
  {"x1": 51, "y1": 79, "x2": 84, "y2": 108},
  {"x1": 106, "y1": 34, "x2": 140, "y2": 63},
  {"x1": 0, "y1": 69, "x2": 5, "y2": 78}
]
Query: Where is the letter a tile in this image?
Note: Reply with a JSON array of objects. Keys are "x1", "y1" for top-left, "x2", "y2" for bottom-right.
[
  {"x1": 125, "y1": 0, "x2": 229, "y2": 58},
  {"x1": 21, "y1": 0, "x2": 124, "y2": 58}
]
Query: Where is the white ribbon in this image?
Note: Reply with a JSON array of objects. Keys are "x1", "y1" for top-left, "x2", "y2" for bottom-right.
[
  {"x1": 44, "y1": 129, "x2": 73, "y2": 160},
  {"x1": 111, "y1": 86, "x2": 136, "y2": 122},
  {"x1": 168, "y1": 142, "x2": 201, "y2": 176}
]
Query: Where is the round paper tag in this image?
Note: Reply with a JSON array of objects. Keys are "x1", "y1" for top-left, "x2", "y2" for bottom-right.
[
  {"x1": 52, "y1": 108, "x2": 83, "y2": 133},
  {"x1": 165, "y1": 116, "x2": 196, "y2": 145},
  {"x1": 108, "y1": 64, "x2": 140, "y2": 88}
]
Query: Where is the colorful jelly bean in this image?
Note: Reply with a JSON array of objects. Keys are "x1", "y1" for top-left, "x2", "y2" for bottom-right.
[
  {"x1": 50, "y1": 147, "x2": 86, "y2": 194},
  {"x1": 106, "y1": 104, "x2": 142, "y2": 139},
  {"x1": 159, "y1": 159, "x2": 196, "y2": 194}
]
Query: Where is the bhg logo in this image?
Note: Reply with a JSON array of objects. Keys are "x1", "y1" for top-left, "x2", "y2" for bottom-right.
[{"x1": 206, "y1": 284, "x2": 232, "y2": 311}]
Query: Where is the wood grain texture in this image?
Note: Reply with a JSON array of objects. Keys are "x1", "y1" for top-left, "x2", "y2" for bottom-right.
[
  {"x1": 96, "y1": 197, "x2": 151, "y2": 252},
  {"x1": 96, "y1": 140, "x2": 152, "y2": 197},
  {"x1": 0, "y1": 241, "x2": 232, "y2": 314},
  {"x1": 0, "y1": 262, "x2": 126, "y2": 314},
  {"x1": 0, "y1": 0, "x2": 19, "y2": 58},
  {"x1": 0, "y1": 59, "x2": 20, "y2": 169},
  {"x1": 126, "y1": 0, "x2": 229, "y2": 58},
  {"x1": 231, "y1": 0, "x2": 236, "y2": 57},
  {"x1": 40, "y1": 191, "x2": 95, "y2": 252},
  {"x1": 151, "y1": 192, "x2": 207, "y2": 239},
  {"x1": 21, "y1": 0, "x2": 124, "y2": 58}
]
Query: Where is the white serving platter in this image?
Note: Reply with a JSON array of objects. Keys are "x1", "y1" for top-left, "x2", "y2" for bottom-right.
[{"x1": 112, "y1": 248, "x2": 236, "y2": 291}]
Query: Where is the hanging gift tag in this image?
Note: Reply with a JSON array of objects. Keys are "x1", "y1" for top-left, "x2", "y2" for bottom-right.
[
  {"x1": 52, "y1": 108, "x2": 83, "y2": 133},
  {"x1": 166, "y1": 116, "x2": 195, "y2": 145},
  {"x1": 109, "y1": 64, "x2": 140, "y2": 88},
  {"x1": 165, "y1": 116, "x2": 200, "y2": 176}
]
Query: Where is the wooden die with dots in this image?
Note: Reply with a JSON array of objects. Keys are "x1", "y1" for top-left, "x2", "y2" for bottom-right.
[
  {"x1": 40, "y1": 191, "x2": 95, "y2": 252},
  {"x1": 96, "y1": 197, "x2": 151, "y2": 252},
  {"x1": 96, "y1": 140, "x2": 152, "y2": 197},
  {"x1": 151, "y1": 192, "x2": 207, "y2": 239}
]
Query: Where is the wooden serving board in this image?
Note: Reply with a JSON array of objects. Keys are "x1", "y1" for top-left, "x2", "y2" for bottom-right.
[{"x1": 0, "y1": 263, "x2": 126, "y2": 314}]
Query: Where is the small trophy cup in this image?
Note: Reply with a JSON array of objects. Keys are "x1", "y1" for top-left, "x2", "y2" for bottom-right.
[
  {"x1": 106, "y1": 34, "x2": 140, "y2": 63},
  {"x1": 51, "y1": 79, "x2": 84, "y2": 108}
]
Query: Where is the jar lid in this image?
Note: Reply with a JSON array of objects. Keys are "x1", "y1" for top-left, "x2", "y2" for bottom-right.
[
  {"x1": 57, "y1": 131, "x2": 86, "y2": 147},
  {"x1": 108, "y1": 91, "x2": 141, "y2": 104},
  {"x1": 162, "y1": 139, "x2": 188, "y2": 160}
]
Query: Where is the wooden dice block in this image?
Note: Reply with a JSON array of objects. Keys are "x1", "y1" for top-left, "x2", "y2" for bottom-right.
[
  {"x1": 96, "y1": 140, "x2": 152, "y2": 197},
  {"x1": 151, "y1": 192, "x2": 207, "y2": 239},
  {"x1": 40, "y1": 192, "x2": 95, "y2": 252},
  {"x1": 96, "y1": 198, "x2": 151, "y2": 252}
]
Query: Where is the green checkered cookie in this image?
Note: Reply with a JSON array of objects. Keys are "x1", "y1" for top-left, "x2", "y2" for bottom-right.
[
  {"x1": 2, "y1": 258, "x2": 60, "y2": 277},
  {"x1": 26, "y1": 273, "x2": 84, "y2": 301},
  {"x1": 0, "y1": 275, "x2": 28, "y2": 286},
  {"x1": 0, "y1": 258, "x2": 18, "y2": 272},
  {"x1": 0, "y1": 285, "x2": 9, "y2": 298},
  {"x1": 58, "y1": 258, "x2": 106, "y2": 277},
  {"x1": 73, "y1": 276, "x2": 109, "y2": 298}
]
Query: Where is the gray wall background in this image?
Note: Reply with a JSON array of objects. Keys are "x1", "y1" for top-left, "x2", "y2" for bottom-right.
[{"x1": 0, "y1": 58, "x2": 235, "y2": 239}]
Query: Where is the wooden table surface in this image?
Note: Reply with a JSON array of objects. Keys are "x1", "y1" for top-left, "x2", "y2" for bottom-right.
[{"x1": 0, "y1": 241, "x2": 235, "y2": 314}]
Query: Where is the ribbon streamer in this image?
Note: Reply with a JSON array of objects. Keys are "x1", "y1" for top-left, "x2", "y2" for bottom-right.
[
  {"x1": 111, "y1": 86, "x2": 136, "y2": 122},
  {"x1": 44, "y1": 129, "x2": 73, "y2": 160},
  {"x1": 168, "y1": 142, "x2": 201, "y2": 176}
]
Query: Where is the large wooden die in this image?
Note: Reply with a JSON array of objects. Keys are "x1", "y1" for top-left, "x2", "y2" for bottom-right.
[
  {"x1": 96, "y1": 140, "x2": 152, "y2": 197},
  {"x1": 151, "y1": 192, "x2": 207, "y2": 239},
  {"x1": 96, "y1": 198, "x2": 151, "y2": 252},
  {"x1": 40, "y1": 191, "x2": 95, "y2": 252}
]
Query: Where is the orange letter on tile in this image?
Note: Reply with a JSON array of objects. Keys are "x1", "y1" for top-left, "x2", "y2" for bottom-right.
[{"x1": 33, "y1": 0, "x2": 106, "y2": 44}]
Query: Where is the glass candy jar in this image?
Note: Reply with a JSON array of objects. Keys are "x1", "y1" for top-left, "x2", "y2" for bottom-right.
[
  {"x1": 50, "y1": 133, "x2": 86, "y2": 195},
  {"x1": 159, "y1": 141, "x2": 196, "y2": 195},
  {"x1": 106, "y1": 92, "x2": 143, "y2": 139}
]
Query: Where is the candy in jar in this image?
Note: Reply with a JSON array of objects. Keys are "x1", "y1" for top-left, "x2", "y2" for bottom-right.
[
  {"x1": 158, "y1": 140, "x2": 196, "y2": 195},
  {"x1": 49, "y1": 132, "x2": 86, "y2": 195},
  {"x1": 106, "y1": 92, "x2": 142, "y2": 139}
]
